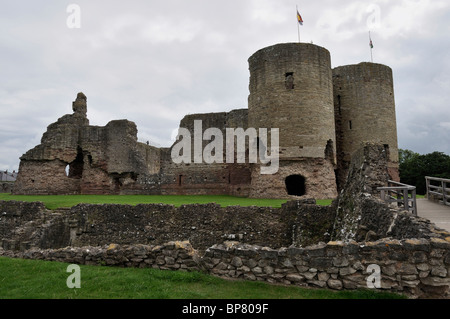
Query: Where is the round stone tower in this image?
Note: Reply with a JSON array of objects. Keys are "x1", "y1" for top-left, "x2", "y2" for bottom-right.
[
  {"x1": 333, "y1": 62, "x2": 399, "y2": 190},
  {"x1": 247, "y1": 43, "x2": 337, "y2": 199}
]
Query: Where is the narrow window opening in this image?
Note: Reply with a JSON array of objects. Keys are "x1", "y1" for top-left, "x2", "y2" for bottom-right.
[
  {"x1": 285, "y1": 72, "x2": 294, "y2": 90},
  {"x1": 337, "y1": 95, "x2": 342, "y2": 115},
  {"x1": 383, "y1": 144, "x2": 390, "y2": 158},
  {"x1": 325, "y1": 139, "x2": 334, "y2": 162},
  {"x1": 349, "y1": 120, "x2": 353, "y2": 130}
]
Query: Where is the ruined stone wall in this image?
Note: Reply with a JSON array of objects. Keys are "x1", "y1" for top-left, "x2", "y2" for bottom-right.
[
  {"x1": 0, "y1": 241, "x2": 201, "y2": 272},
  {"x1": 2, "y1": 194, "x2": 448, "y2": 255},
  {"x1": 157, "y1": 109, "x2": 252, "y2": 197},
  {"x1": 333, "y1": 63, "x2": 399, "y2": 190},
  {"x1": 137, "y1": 142, "x2": 160, "y2": 175},
  {"x1": 0, "y1": 200, "x2": 310, "y2": 253},
  {"x1": 13, "y1": 94, "x2": 89, "y2": 194},
  {"x1": 0, "y1": 182, "x2": 14, "y2": 193},
  {"x1": 14, "y1": 159, "x2": 81, "y2": 195},
  {"x1": 0, "y1": 201, "x2": 70, "y2": 250},
  {"x1": 204, "y1": 238, "x2": 450, "y2": 299},
  {"x1": 13, "y1": 93, "x2": 161, "y2": 195},
  {"x1": 2, "y1": 237, "x2": 450, "y2": 298},
  {"x1": 332, "y1": 143, "x2": 398, "y2": 242},
  {"x1": 249, "y1": 159, "x2": 337, "y2": 200}
]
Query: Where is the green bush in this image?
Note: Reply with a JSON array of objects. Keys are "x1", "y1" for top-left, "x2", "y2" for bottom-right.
[{"x1": 399, "y1": 149, "x2": 450, "y2": 194}]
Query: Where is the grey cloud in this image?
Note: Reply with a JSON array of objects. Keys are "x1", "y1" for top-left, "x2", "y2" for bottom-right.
[{"x1": 1, "y1": 0, "x2": 450, "y2": 172}]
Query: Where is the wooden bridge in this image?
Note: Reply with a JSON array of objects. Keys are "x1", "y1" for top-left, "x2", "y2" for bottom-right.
[
  {"x1": 378, "y1": 177, "x2": 450, "y2": 232},
  {"x1": 416, "y1": 197, "x2": 450, "y2": 232}
]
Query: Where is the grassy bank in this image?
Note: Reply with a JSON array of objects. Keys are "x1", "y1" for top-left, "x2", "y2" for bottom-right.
[
  {"x1": 0, "y1": 193, "x2": 333, "y2": 210},
  {"x1": 0, "y1": 257, "x2": 403, "y2": 299}
]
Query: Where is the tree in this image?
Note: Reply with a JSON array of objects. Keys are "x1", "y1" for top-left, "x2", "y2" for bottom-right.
[{"x1": 398, "y1": 149, "x2": 450, "y2": 195}]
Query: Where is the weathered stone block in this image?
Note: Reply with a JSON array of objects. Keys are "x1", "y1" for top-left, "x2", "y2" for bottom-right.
[
  {"x1": 339, "y1": 267, "x2": 357, "y2": 276},
  {"x1": 431, "y1": 266, "x2": 447, "y2": 278},
  {"x1": 327, "y1": 279, "x2": 343, "y2": 290},
  {"x1": 286, "y1": 274, "x2": 304, "y2": 283},
  {"x1": 332, "y1": 256, "x2": 349, "y2": 267},
  {"x1": 398, "y1": 263, "x2": 418, "y2": 275},
  {"x1": 231, "y1": 256, "x2": 243, "y2": 268}
]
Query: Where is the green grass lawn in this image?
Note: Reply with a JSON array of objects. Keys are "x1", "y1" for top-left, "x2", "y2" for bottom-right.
[
  {"x1": 0, "y1": 193, "x2": 333, "y2": 210},
  {"x1": 0, "y1": 257, "x2": 404, "y2": 299}
]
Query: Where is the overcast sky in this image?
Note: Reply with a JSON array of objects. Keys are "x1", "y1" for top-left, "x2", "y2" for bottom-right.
[{"x1": 1, "y1": 0, "x2": 449, "y2": 171}]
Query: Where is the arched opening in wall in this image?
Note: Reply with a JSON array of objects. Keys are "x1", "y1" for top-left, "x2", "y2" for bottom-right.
[
  {"x1": 285, "y1": 175, "x2": 306, "y2": 196},
  {"x1": 68, "y1": 147, "x2": 84, "y2": 179},
  {"x1": 114, "y1": 177, "x2": 123, "y2": 192}
]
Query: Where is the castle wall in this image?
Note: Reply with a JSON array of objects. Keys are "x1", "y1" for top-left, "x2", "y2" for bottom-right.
[
  {"x1": 157, "y1": 109, "x2": 252, "y2": 197},
  {"x1": 333, "y1": 63, "x2": 399, "y2": 189},
  {"x1": 12, "y1": 43, "x2": 400, "y2": 200},
  {"x1": 13, "y1": 94, "x2": 157, "y2": 195},
  {"x1": 14, "y1": 159, "x2": 82, "y2": 195},
  {"x1": 247, "y1": 43, "x2": 337, "y2": 199},
  {"x1": 249, "y1": 159, "x2": 337, "y2": 199},
  {"x1": 248, "y1": 43, "x2": 336, "y2": 161}
]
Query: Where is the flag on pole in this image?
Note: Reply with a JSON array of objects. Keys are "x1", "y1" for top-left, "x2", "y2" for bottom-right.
[
  {"x1": 369, "y1": 31, "x2": 374, "y2": 62},
  {"x1": 297, "y1": 10, "x2": 303, "y2": 25}
]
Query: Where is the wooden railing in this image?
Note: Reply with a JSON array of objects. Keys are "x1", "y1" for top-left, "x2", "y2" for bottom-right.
[
  {"x1": 377, "y1": 180, "x2": 417, "y2": 216},
  {"x1": 426, "y1": 176, "x2": 450, "y2": 207}
]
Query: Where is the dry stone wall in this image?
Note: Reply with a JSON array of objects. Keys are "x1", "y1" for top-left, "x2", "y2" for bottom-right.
[
  {"x1": 203, "y1": 238, "x2": 450, "y2": 299},
  {"x1": 2, "y1": 237, "x2": 450, "y2": 298},
  {"x1": 0, "y1": 241, "x2": 200, "y2": 271}
]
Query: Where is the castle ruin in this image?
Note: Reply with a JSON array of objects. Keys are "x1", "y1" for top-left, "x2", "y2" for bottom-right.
[{"x1": 13, "y1": 43, "x2": 399, "y2": 198}]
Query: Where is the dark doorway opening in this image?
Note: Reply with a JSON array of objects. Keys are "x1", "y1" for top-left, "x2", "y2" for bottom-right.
[
  {"x1": 68, "y1": 147, "x2": 84, "y2": 179},
  {"x1": 285, "y1": 175, "x2": 306, "y2": 196}
]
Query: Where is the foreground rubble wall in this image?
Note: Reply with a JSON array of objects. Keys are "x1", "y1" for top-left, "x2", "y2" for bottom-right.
[
  {"x1": 2, "y1": 237, "x2": 449, "y2": 299},
  {"x1": 1, "y1": 198, "x2": 450, "y2": 298}
]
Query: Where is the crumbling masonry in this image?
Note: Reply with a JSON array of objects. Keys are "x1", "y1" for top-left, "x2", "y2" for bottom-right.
[
  {"x1": 13, "y1": 43, "x2": 399, "y2": 198},
  {"x1": 2, "y1": 143, "x2": 450, "y2": 298}
]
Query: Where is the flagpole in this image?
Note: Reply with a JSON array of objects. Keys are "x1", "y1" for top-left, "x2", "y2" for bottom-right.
[
  {"x1": 369, "y1": 31, "x2": 373, "y2": 63},
  {"x1": 297, "y1": 5, "x2": 300, "y2": 43}
]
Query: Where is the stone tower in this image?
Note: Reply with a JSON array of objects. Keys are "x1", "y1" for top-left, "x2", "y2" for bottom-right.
[
  {"x1": 247, "y1": 43, "x2": 338, "y2": 199},
  {"x1": 333, "y1": 62, "x2": 399, "y2": 190}
]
